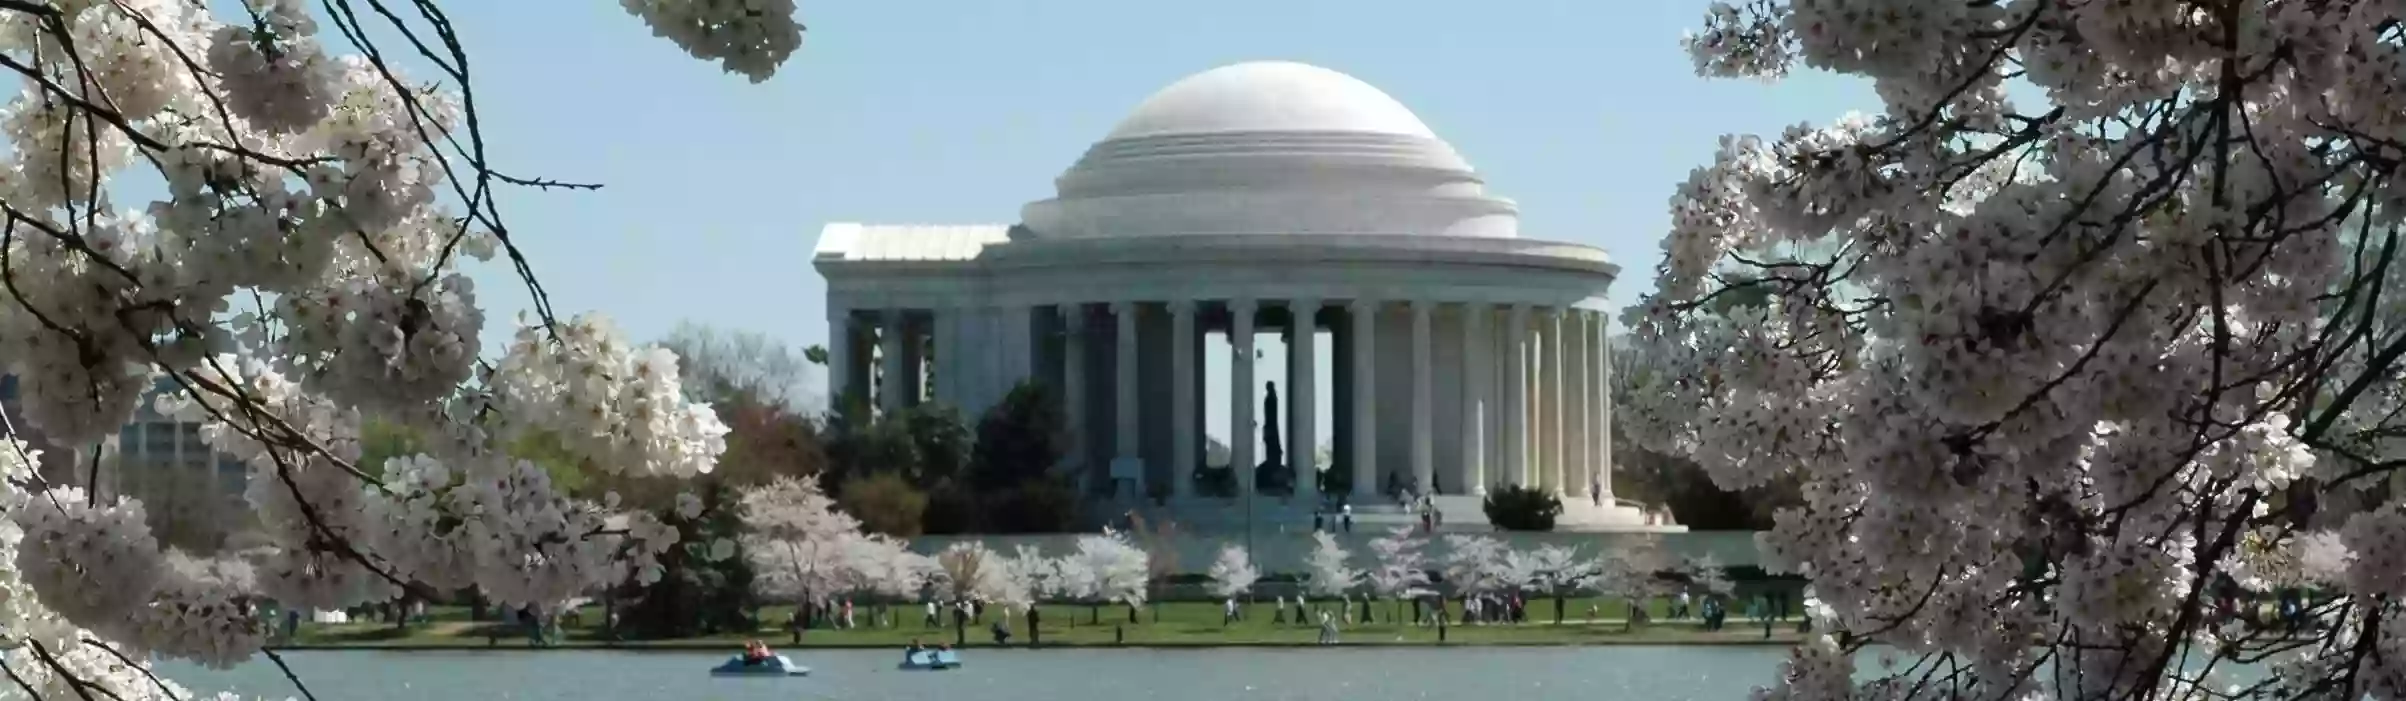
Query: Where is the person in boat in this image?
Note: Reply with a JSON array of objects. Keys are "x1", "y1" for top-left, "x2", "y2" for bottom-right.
[
  {"x1": 904, "y1": 638, "x2": 925, "y2": 659},
  {"x1": 742, "y1": 640, "x2": 772, "y2": 665}
]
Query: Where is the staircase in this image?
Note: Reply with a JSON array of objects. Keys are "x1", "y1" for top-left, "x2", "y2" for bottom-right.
[{"x1": 1098, "y1": 492, "x2": 1680, "y2": 535}]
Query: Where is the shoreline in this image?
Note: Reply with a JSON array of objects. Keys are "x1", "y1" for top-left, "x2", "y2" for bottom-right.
[{"x1": 273, "y1": 635, "x2": 1807, "y2": 652}]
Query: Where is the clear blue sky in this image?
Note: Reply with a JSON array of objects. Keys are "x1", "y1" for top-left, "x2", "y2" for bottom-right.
[{"x1": 422, "y1": 1, "x2": 1877, "y2": 446}]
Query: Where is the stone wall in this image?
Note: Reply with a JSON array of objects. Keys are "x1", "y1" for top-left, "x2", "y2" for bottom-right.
[{"x1": 905, "y1": 529, "x2": 1765, "y2": 577}]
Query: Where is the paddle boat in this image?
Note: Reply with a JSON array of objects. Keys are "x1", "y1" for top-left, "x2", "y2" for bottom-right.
[
  {"x1": 710, "y1": 653, "x2": 809, "y2": 677},
  {"x1": 897, "y1": 648, "x2": 961, "y2": 671},
  {"x1": 713, "y1": 641, "x2": 809, "y2": 677}
]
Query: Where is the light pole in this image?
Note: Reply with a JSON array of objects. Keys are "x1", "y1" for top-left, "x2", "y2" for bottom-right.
[{"x1": 1244, "y1": 405, "x2": 1256, "y2": 559}]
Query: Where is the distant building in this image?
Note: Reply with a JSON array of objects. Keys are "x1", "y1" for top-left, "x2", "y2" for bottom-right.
[
  {"x1": 0, "y1": 374, "x2": 251, "y2": 552},
  {"x1": 813, "y1": 61, "x2": 1660, "y2": 533}
]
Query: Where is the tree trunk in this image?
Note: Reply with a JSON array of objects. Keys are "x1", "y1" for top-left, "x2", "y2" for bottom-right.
[{"x1": 1555, "y1": 592, "x2": 1566, "y2": 625}]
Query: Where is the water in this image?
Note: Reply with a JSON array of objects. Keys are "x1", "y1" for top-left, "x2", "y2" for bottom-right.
[{"x1": 159, "y1": 647, "x2": 1790, "y2": 700}]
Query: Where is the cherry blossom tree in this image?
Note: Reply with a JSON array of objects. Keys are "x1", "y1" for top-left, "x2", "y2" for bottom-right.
[
  {"x1": 1594, "y1": 536, "x2": 1669, "y2": 632},
  {"x1": 1126, "y1": 513, "x2": 1182, "y2": 622},
  {"x1": 740, "y1": 476, "x2": 858, "y2": 611},
  {"x1": 1069, "y1": 528, "x2": 1151, "y2": 624},
  {"x1": 1205, "y1": 543, "x2": 1261, "y2": 626},
  {"x1": 1678, "y1": 553, "x2": 1736, "y2": 601},
  {"x1": 0, "y1": 0, "x2": 807, "y2": 697},
  {"x1": 1643, "y1": 2, "x2": 2406, "y2": 696},
  {"x1": 1439, "y1": 534, "x2": 1513, "y2": 603},
  {"x1": 1364, "y1": 526, "x2": 1434, "y2": 623},
  {"x1": 1302, "y1": 531, "x2": 1362, "y2": 614},
  {"x1": 933, "y1": 541, "x2": 999, "y2": 607},
  {"x1": 1046, "y1": 555, "x2": 1095, "y2": 624},
  {"x1": 1509, "y1": 543, "x2": 1600, "y2": 625},
  {"x1": 850, "y1": 535, "x2": 935, "y2": 628},
  {"x1": 999, "y1": 544, "x2": 1056, "y2": 615}
]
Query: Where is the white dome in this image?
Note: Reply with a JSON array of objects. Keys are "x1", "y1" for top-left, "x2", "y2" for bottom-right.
[
  {"x1": 1103, "y1": 61, "x2": 1437, "y2": 140},
  {"x1": 1021, "y1": 61, "x2": 1518, "y2": 241}
]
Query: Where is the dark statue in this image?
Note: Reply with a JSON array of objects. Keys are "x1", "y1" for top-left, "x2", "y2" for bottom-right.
[
  {"x1": 1262, "y1": 381, "x2": 1284, "y2": 469},
  {"x1": 1255, "y1": 382, "x2": 1291, "y2": 494}
]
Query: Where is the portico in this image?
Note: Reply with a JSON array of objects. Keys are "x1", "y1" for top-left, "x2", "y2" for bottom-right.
[{"x1": 814, "y1": 61, "x2": 1655, "y2": 531}]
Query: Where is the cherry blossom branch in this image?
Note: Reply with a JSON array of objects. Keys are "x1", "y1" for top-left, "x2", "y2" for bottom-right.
[{"x1": 261, "y1": 649, "x2": 320, "y2": 701}]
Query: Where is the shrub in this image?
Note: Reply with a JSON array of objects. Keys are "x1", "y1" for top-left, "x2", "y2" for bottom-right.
[
  {"x1": 984, "y1": 478, "x2": 1084, "y2": 533},
  {"x1": 920, "y1": 481, "x2": 983, "y2": 535},
  {"x1": 1482, "y1": 485, "x2": 1563, "y2": 531},
  {"x1": 840, "y1": 472, "x2": 929, "y2": 538}
]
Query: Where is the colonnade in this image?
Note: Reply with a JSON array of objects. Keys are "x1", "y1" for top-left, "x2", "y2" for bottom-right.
[{"x1": 828, "y1": 298, "x2": 1615, "y2": 507}]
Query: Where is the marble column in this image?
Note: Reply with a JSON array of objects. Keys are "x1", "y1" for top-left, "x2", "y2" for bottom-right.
[
  {"x1": 1599, "y1": 318, "x2": 1616, "y2": 499},
  {"x1": 1001, "y1": 305, "x2": 1034, "y2": 397},
  {"x1": 827, "y1": 309, "x2": 856, "y2": 409},
  {"x1": 1230, "y1": 299, "x2": 1258, "y2": 495},
  {"x1": 901, "y1": 315, "x2": 927, "y2": 406},
  {"x1": 1542, "y1": 309, "x2": 1565, "y2": 494},
  {"x1": 971, "y1": 306, "x2": 1000, "y2": 413},
  {"x1": 1503, "y1": 304, "x2": 1529, "y2": 488},
  {"x1": 1565, "y1": 309, "x2": 1590, "y2": 500},
  {"x1": 1410, "y1": 300, "x2": 1434, "y2": 495},
  {"x1": 1460, "y1": 302, "x2": 1488, "y2": 495},
  {"x1": 1059, "y1": 304, "x2": 1087, "y2": 474},
  {"x1": 879, "y1": 308, "x2": 908, "y2": 416},
  {"x1": 1112, "y1": 302, "x2": 1143, "y2": 497},
  {"x1": 1170, "y1": 300, "x2": 1198, "y2": 499},
  {"x1": 929, "y1": 309, "x2": 954, "y2": 406},
  {"x1": 1289, "y1": 299, "x2": 1321, "y2": 506},
  {"x1": 1348, "y1": 299, "x2": 1378, "y2": 499}
]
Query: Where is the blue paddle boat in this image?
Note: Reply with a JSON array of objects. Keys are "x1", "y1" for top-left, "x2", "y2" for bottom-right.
[
  {"x1": 710, "y1": 654, "x2": 810, "y2": 677},
  {"x1": 897, "y1": 649, "x2": 961, "y2": 671}
]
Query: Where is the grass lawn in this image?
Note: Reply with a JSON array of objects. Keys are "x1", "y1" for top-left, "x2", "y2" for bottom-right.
[{"x1": 287, "y1": 598, "x2": 1810, "y2": 650}]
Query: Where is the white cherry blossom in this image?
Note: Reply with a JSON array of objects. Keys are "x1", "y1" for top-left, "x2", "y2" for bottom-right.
[
  {"x1": 0, "y1": 0, "x2": 804, "y2": 697},
  {"x1": 1651, "y1": 1, "x2": 2406, "y2": 698}
]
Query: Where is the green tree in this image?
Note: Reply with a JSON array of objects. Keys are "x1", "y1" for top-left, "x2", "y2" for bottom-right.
[
  {"x1": 968, "y1": 381, "x2": 1068, "y2": 492},
  {"x1": 838, "y1": 472, "x2": 928, "y2": 538},
  {"x1": 620, "y1": 480, "x2": 753, "y2": 638},
  {"x1": 820, "y1": 398, "x2": 919, "y2": 488},
  {"x1": 901, "y1": 403, "x2": 972, "y2": 489},
  {"x1": 355, "y1": 417, "x2": 583, "y2": 493}
]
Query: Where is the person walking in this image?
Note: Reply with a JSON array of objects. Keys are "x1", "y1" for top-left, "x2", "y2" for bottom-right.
[{"x1": 1317, "y1": 610, "x2": 1339, "y2": 645}]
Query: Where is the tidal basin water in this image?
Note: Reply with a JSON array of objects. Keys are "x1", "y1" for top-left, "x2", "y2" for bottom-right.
[{"x1": 160, "y1": 647, "x2": 1792, "y2": 701}]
